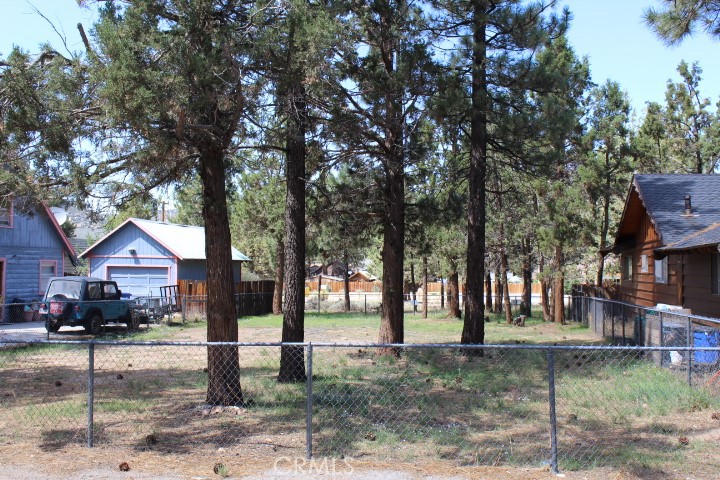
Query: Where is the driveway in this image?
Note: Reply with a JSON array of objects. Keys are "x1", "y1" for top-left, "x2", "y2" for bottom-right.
[{"x1": 0, "y1": 321, "x2": 96, "y2": 342}]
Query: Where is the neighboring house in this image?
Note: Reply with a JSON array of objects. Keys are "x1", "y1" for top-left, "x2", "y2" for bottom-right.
[
  {"x1": 0, "y1": 200, "x2": 78, "y2": 302},
  {"x1": 80, "y1": 218, "x2": 250, "y2": 297},
  {"x1": 348, "y1": 270, "x2": 378, "y2": 282},
  {"x1": 603, "y1": 174, "x2": 720, "y2": 317}
]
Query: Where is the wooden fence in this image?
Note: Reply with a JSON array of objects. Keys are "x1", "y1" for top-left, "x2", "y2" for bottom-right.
[
  {"x1": 304, "y1": 279, "x2": 542, "y2": 296},
  {"x1": 177, "y1": 280, "x2": 275, "y2": 296}
]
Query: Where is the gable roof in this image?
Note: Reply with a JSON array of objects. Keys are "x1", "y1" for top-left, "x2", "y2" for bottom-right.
[
  {"x1": 611, "y1": 174, "x2": 720, "y2": 256},
  {"x1": 42, "y1": 204, "x2": 78, "y2": 265},
  {"x1": 80, "y1": 218, "x2": 250, "y2": 261}
]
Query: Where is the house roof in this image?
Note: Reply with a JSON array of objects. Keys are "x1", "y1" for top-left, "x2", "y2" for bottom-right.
[
  {"x1": 42, "y1": 204, "x2": 78, "y2": 265},
  {"x1": 611, "y1": 174, "x2": 720, "y2": 256},
  {"x1": 80, "y1": 218, "x2": 250, "y2": 261}
]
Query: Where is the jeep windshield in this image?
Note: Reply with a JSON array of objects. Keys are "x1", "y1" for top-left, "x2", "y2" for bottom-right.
[{"x1": 46, "y1": 280, "x2": 82, "y2": 300}]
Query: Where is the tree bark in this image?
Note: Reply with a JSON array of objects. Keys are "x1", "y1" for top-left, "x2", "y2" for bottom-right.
[
  {"x1": 461, "y1": 0, "x2": 487, "y2": 348},
  {"x1": 278, "y1": 69, "x2": 307, "y2": 383},
  {"x1": 553, "y1": 244, "x2": 565, "y2": 324},
  {"x1": 501, "y1": 252, "x2": 512, "y2": 325},
  {"x1": 343, "y1": 250, "x2": 351, "y2": 312},
  {"x1": 521, "y1": 237, "x2": 532, "y2": 317},
  {"x1": 596, "y1": 150, "x2": 611, "y2": 285},
  {"x1": 540, "y1": 253, "x2": 552, "y2": 322},
  {"x1": 377, "y1": 10, "x2": 405, "y2": 355},
  {"x1": 272, "y1": 237, "x2": 284, "y2": 315},
  {"x1": 447, "y1": 262, "x2": 461, "y2": 318},
  {"x1": 485, "y1": 272, "x2": 493, "y2": 313},
  {"x1": 440, "y1": 272, "x2": 445, "y2": 310},
  {"x1": 493, "y1": 265, "x2": 503, "y2": 314},
  {"x1": 422, "y1": 256, "x2": 428, "y2": 318},
  {"x1": 410, "y1": 258, "x2": 417, "y2": 314},
  {"x1": 201, "y1": 145, "x2": 244, "y2": 406}
]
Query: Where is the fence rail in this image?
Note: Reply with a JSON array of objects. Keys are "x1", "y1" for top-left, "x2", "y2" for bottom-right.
[{"x1": 2, "y1": 339, "x2": 720, "y2": 473}]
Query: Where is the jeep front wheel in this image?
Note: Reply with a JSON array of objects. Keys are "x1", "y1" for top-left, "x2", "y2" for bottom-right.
[{"x1": 85, "y1": 314, "x2": 103, "y2": 335}]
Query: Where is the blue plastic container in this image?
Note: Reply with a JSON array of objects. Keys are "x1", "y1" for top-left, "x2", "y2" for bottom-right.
[{"x1": 693, "y1": 330, "x2": 719, "y2": 364}]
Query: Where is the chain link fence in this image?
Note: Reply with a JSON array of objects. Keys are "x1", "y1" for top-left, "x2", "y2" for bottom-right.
[{"x1": 2, "y1": 339, "x2": 720, "y2": 473}]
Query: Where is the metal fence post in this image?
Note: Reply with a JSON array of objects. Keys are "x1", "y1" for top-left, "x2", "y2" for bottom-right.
[
  {"x1": 306, "y1": 343, "x2": 313, "y2": 460},
  {"x1": 364, "y1": 295, "x2": 367, "y2": 315},
  {"x1": 87, "y1": 341, "x2": 95, "y2": 448},
  {"x1": 547, "y1": 347, "x2": 559, "y2": 474}
]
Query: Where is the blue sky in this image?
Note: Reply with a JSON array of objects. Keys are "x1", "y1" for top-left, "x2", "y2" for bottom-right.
[{"x1": 1, "y1": 0, "x2": 719, "y2": 116}]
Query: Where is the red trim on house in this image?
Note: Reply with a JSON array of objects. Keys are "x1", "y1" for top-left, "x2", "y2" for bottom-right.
[
  {"x1": 86, "y1": 254, "x2": 174, "y2": 260},
  {"x1": 80, "y1": 218, "x2": 184, "y2": 260}
]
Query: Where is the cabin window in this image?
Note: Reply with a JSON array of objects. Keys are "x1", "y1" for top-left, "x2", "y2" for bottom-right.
[
  {"x1": 622, "y1": 254, "x2": 633, "y2": 280},
  {"x1": 713, "y1": 254, "x2": 720, "y2": 295},
  {"x1": 640, "y1": 254, "x2": 648, "y2": 273},
  {"x1": 39, "y1": 261, "x2": 57, "y2": 294},
  {"x1": 0, "y1": 198, "x2": 11, "y2": 228},
  {"x1": 654, "y1": 257, "x2": 668, "y2": 284}
]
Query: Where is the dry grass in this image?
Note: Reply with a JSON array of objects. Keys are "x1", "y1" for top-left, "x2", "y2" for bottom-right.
[{"x1": 2, "y1": 313, "x2": 720, "y2": 478}]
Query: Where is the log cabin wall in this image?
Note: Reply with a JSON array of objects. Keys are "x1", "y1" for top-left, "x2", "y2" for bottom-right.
[
  {"x1": 682, "y1": 253, "x2": 720, "y2": 318},
  {"x1": 619, "y1": 210, "x2": 680, "y2": 308}
]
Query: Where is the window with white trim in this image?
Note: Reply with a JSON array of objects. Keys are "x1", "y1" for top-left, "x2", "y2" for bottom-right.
[
  {"x1": 641, "y1": 254, "x2": 648, "y2": 273},
  {"x1": 39, "y1": 260, "x2": 56, "y2": 294},
  {"x1": 654, "y1": 257, "x2": 668, "y2": 284}
]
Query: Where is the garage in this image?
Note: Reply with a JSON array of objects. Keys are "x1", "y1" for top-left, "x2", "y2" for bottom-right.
[{"x1": 108, "y1": 266, "x2": 169, "y2": 297}]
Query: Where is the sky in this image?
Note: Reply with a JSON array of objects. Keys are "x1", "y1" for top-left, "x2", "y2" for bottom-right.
[{"x1": 1, "y1": 0, "x2": 719, "y2": 117}]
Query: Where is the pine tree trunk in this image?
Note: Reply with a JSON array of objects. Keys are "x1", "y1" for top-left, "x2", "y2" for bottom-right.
[
  {"x1": 278, "y1": 71, "x2": 307, "y2": 383},
  {"x1": 596, "y1": 152, "x2": 611, "y2": 285},
  {"x1": 201, "y1": 145, "x2": 244, "y2": 406},
  {"x1": 540, "y1": 254, "x2": 552, "y2": 322},
  {"x1": 485, "y1": 272, "x2": 492, "y2": 313},
  {"x1": 377, "y1": 18, "x2": 405, "y2": 356},
  {"x1": 501, "y1": 252, "x2": 513, "y2": 325},
  {"x1": 440, "y1": 273, "x2": 445, "y2": 310},
  {"x1": 410, "y1": 258, "x2": 417, "y2": 314},
  {"x1": 493, "y1": 266, "x2": 503, "y2": 314},
  {"x1": 461, "y1": 0, "x2": 487, "y2": 347},
  {"x1": 343, "y1": 250, "x2": 351, "y2": 312},
  {"x1": 272, "y1": 238, "x2": 284, "y2": 315},
  {"x1": 422, "y1": 256, "x2": 428, "y2": 319},
  {"x1": 447, "y1": 264, "x2": 461, "y2": 319},
  {"x1": 553, "y1": 244, "x2": 565, "y2": 324},
  {"x1": 521, "y1": 237, "x2": 532, "y2": 317}
]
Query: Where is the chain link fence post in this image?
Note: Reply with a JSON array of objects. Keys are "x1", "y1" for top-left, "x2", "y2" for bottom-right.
[
  {"x1": 306, "y1": 342, "x2": 313, "y2": 460},
  {"x1": 547, "y1": 347, "x2": 559, "y2": 474},
  {"x1": 87, "y1": 340, "x2": 95, "y2": 447}
]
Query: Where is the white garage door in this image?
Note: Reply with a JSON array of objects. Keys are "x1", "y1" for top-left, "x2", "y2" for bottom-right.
[{"x1": 108, "y1": 267, "x2": 169, "y2": 297}]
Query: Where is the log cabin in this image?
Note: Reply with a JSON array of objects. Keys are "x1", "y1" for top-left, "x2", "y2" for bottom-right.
[{"x1": 603, "y1": 174, "x2": 720, "y2": 318}]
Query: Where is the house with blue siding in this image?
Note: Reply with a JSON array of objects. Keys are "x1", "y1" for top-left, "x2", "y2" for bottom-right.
[
  {"x1": 80, "y1": 218, "x2": 250, "y2": 297},
  {"x1": 0, "y1": 200, "x2": 78, "y2": 303}
]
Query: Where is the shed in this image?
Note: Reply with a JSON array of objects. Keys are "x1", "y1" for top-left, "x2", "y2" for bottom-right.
[
  {"x1": 0, "y1": 200, "x2": 78, "y2": 302},
  {"x1": 80, "y1": 218, "x2": 250, "y2": 297},
  {"x1": 603, "y1": 174, "x2": 720, "y2": 317}
]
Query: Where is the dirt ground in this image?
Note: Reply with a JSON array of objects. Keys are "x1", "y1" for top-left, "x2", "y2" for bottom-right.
[{"x1": 0, "y1": 442, "x2": 694, "y2": 480}]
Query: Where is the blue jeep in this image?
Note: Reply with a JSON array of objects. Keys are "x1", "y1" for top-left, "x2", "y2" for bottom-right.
[{"x1": 39, "y1": 276, "x2": 139, "y2": 334}]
